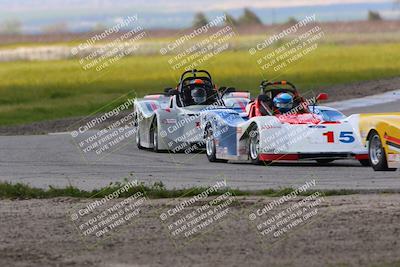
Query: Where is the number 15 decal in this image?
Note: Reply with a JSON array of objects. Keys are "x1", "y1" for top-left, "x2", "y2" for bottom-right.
[{"x1": 323, "y1": 131, "x2": 355, "y2": 143}]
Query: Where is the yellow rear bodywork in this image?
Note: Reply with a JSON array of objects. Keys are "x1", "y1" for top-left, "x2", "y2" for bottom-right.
[{"x1": 359, "y1": 113, "x2": 400, "y2": 169}]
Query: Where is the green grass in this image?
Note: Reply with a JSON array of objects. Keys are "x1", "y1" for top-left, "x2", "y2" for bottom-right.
[
  {"x1": 0, "y1": 43, "x2": 399, "y2": 126},
  {"x1": 0, "y1": 180, "x2": 377, "y2": 199}
]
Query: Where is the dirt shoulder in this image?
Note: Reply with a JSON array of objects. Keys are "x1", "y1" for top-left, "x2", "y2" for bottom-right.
[
  {"x1": 1, "y1": 77, "x2": 399, "y2": 136},
  {"x1": 321, "y1": 76, "x2": 400, "y2": 102},
  {"x1": 1, "y1": 194, "x2": 400, "y2": 267}
]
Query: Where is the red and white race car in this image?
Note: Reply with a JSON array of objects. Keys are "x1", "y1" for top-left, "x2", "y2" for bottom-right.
[{"x1": 202, "y1": 80, "x2": 369, "y2": 165}]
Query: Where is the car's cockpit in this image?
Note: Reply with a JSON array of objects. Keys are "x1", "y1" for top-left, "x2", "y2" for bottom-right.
[
  {"x1": 169, "y1": 70, "x2": 220, "y2": 107},
  {"x1": 247, "y1": 81, "x2": 312, "y2": 118},
  {"x1": 180, "y1": 77, "x2": 218, "y2": 106}
]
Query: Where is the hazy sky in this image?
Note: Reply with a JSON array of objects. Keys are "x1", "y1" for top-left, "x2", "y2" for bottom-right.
[
  {"x1": 2, "y1": 0, "x2": 392, "y2": 12},
  {"x1": 1, "y1": 0, "x2": 396, "y2": 32},
  {"x1": 199, "y1": 0, "x2": 392, "y2": 10}
]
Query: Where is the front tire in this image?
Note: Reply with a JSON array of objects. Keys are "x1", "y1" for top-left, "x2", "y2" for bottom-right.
[
  {"x1": 316, "y1": 159, "x2": 335, "y2": 164},
  {"x1": 136, "y1": 125, "x2": 144, "y2": 149},
  {"x1": 205, "y1": 126, "x2": 227, "y2": 163},
  {"x1": 249, "y1": 125, "x2": 262, "y2": 165},
  {"x1": 368, "y1": 131, "x2": 396, "y2": 171},
  {"x1": 151, "y1": 119, "x2": 160, "y2": 152},
  {"x1": 359, "y1": 159, "x2": 370, "y2": 167}
]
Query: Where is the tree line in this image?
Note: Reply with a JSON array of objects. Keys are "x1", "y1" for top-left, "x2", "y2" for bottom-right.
[{"x1": 1, "y1": 4, "x2": 399, "y2": 35}]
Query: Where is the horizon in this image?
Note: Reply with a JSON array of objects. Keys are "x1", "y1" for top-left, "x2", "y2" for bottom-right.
[{"x1": 0, "y1": 0, "x2": 399, "y2": 34}]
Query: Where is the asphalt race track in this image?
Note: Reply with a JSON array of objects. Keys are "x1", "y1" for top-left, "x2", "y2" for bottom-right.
[{"x1": 0, "y1": 99, "x2": 399, "y2": 191}]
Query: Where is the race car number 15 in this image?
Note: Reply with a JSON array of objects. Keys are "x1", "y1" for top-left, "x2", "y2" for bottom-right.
[{"x1": 323, "y1": 131, "x2": 355, "y2": 143}]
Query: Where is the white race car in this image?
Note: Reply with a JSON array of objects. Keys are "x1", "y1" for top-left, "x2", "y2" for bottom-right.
[
  {"x1": 134, "y1": 69, "x2": 250, "y2": 153},
  {"x1": 202, "y1": 80, "x2": 369, "y2": 165}
]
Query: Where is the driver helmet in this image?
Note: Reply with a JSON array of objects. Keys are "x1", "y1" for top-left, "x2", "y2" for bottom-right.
[
  {"x1": 273, "y1": 93, "x2": 293, "y2": 113},
  {"x1": 191, "y1": 87, "x2": 206, "y2": 104}
]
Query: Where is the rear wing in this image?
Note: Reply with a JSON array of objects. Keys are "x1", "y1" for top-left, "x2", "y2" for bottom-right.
[
  {"x1": 135, "y1": 94, "x2": 171, "y2": 116},
  {"x1": 143, "y1": 94, "x2": 170, "y2": 101},
  {"x1": 223, "y1": 91, "x2": 251, "y2": 99}
]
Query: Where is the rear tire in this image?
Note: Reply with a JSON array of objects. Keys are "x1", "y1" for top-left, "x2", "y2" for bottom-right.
[
  {"x1": 368, "y1": 131, "x2": 396, "y2": 171},
  {"x1": 136, "y1": 125, "x2": 144, "y2": 149},
  {"x1": 205, "y1": 126, "x2": 227, "y2": 163},
  {"x1": 249, "y1": 125, "x2": 262, "y2": 165}
]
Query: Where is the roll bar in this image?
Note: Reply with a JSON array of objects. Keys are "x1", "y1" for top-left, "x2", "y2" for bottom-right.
[
  {"x1": 259, "y1": 80, "x2": 297, "y2": 94},
  {"x1": 179, "y1": 69, "x2": 213, "y2": 84}
]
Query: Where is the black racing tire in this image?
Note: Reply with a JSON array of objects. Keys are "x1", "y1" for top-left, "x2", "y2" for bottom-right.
[
  {"x1": 133, "y1": 112, "x2": 138, "y2": 127},
  {"x1": 248, "y1": 125, "x2": 262, "y2": 165},
  {"x1": 135, "y1": 125, "x2": 144, "y2": 149},
  {"x1": 205, "y1": 126, "x2": 227, "y2": 163},
  {"x1": 151, "y1": 119, "x2": 160, "y2": 153},
  {"x1": 316, "y1": 159, "x2": 335, "y2": 164},
  {"x1": 368, "y1": 130, "x2": 396, "y2": 171},
  {"x1": 359, "y1": 159, "x2": 370, "y2": 167}
]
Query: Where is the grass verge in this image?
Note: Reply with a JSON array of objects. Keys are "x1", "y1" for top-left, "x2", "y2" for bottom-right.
[
  {"x1": 0, "y1": 43, "x2": 400, "y2": 125},
  {"x1": 0, "y1": 181, "x2": 387, "y2": 199}
]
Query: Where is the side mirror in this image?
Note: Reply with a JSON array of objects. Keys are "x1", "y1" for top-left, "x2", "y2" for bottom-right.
[{"x1": 316, "y1": 93, "x2": 328, "y2": 102}]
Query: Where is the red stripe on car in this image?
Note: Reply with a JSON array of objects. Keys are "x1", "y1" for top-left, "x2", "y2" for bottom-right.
[{"x1": 384, "y1": 133, "x2": 400, "y2": 145}]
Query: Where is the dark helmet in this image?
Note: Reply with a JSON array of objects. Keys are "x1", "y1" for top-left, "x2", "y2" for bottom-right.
[
  {"x1": 191, "y1": 87, "x2": 207, "y2": 104},
  {"x1": 189, "y1": 79, "x2": 207, "y2": 104}
]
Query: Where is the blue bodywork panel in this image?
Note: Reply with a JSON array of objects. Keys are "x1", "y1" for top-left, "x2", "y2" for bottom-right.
[{"x1": 205, "y1": 109, "x2": 248, "y2": 157}]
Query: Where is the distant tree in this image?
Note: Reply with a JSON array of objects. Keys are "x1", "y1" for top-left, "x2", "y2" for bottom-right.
[
  {"x1": 394, "y1": 0, "x2": 400, "y2": 18},
  {"x1": 368, "y1": 10, "x2": 382, "y2": 21},
  {"x1": 286, "y1": 17, "x2": 298, "y2": 24},
  {"x1": 224, "y1": 13, "x2": 238, "y2": 26},
  {"x1": 42, "y1": 22, "x2": 69, "y2": 34},
  {"x1": 193, "y1": 12, "x2": 209, "y2": 28},
  {"x1": 237, "y1": 8, "x2": 263, "y2": 25},
  {"x1": 0, "y1": 19, "x2": 22, "y2": 34}
]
